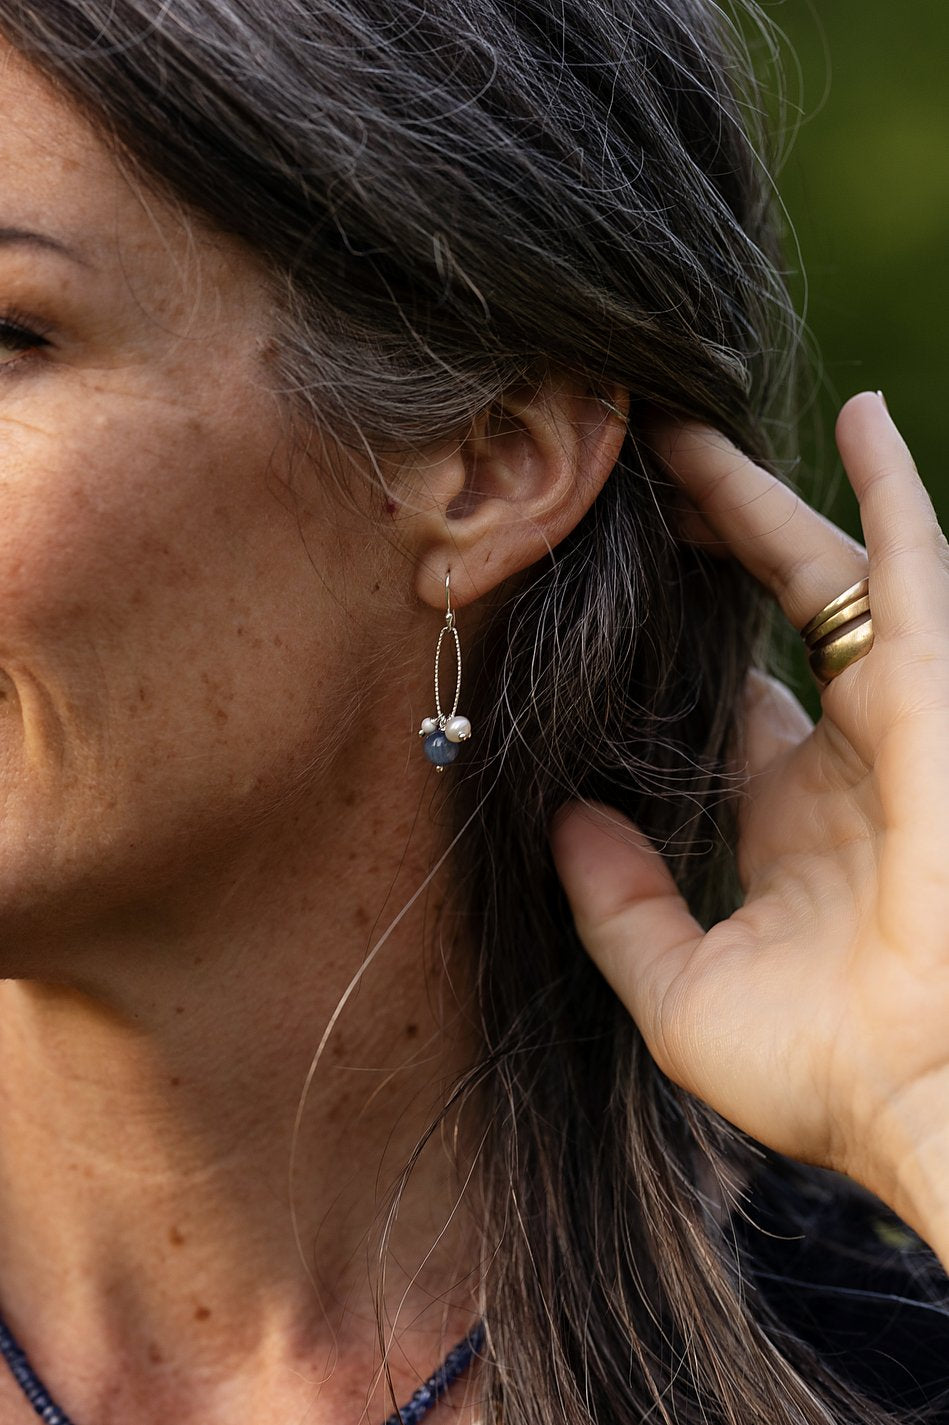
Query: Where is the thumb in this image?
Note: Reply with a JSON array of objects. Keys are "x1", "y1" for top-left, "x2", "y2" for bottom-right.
[{"x1": 549, "y1": 799, "x2": 705, "y2": 1079}]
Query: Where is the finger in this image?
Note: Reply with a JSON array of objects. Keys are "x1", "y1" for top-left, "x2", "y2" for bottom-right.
[
  {"x1": 648, "y1": 422, "x2": 868, "y2": 632},
  {"x1": 667, "y1": 487, "x2": 730, "y2": 557},
  {"x1": 549, "y1": 800, "x2": 704, "y2": 1075},
  {"x1": 835, "y1": 392, "x2": 949, "y2": 640},
  {"x1": 738, "y1": 669, "x2": 814, "y2": 779}
]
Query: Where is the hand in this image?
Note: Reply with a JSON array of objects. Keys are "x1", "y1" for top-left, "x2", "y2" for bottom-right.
[{"x1": 549, "y1": 391, "x2": 949, "y2": 1255}]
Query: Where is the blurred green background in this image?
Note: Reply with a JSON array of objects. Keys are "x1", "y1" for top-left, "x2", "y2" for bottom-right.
[
  {"x1": 771, "y1": 2, "x2": 948, "y2": 525},
  {"x1": 753, "y1": 2, "x2": 947, "y2": 702}
]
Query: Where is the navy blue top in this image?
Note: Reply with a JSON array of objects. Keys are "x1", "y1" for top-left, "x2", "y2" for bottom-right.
[{"x1": 739, "y1": 1159, "x2": 949, "y2": 1415}]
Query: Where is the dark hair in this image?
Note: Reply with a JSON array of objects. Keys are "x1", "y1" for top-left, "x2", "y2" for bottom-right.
[{"x1": 2, "y1": 2, "x2": 944, "y2": 1421}]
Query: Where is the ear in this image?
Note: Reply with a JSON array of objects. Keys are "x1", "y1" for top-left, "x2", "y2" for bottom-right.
[{"x1": 405, "y1": 374, "x2": 630, "y2": 611}]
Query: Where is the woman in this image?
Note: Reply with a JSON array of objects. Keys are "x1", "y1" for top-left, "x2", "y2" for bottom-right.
[{"x1": 0, "y1": 1, "x2": 946, "y2": 1422}]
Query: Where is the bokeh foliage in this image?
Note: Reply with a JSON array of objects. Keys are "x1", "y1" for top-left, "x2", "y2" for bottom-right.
[
  {"x1": 740, "y1": 2, "x2": 947, "y2": 705},
  {"x1": 768, "y1": 1, "x2": 948, "y2": 527}
]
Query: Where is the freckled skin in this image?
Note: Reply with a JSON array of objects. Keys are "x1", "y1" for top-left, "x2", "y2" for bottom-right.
[
  {"x1": 0, "y1": 42, "x2": 496, "y2": 1425},
  {"x1": 0, "y1": 46, "x2": 421, "y2": 961}
]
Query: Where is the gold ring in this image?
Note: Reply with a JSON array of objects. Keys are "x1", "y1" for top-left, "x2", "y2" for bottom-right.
[{"x1": 799, "y1": 576, "x2": 874, "y2": 685}]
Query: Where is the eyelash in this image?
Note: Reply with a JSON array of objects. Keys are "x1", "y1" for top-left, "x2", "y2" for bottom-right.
[{"x1": 0, "y1": 307, "x2": 54, "y2": 366}]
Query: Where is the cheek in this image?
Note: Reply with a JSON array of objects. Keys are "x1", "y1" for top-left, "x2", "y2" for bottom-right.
[{"x1": 0, "y1": 383, "x2": 361, "y2": 896}]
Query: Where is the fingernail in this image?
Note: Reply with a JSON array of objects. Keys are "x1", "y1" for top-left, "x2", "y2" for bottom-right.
[{"x1": 876, "y1": 389, "x2": 889, "y2": 413}]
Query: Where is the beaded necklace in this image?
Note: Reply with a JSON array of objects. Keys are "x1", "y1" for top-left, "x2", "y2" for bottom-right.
[{"x1": 0, "y1": 1312, "x2": 485, "y2": 1425}]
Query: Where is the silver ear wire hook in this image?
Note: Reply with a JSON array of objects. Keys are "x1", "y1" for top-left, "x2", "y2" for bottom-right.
[{"x1": 418, "y1": 568, "x2": 472, "y2": 771}]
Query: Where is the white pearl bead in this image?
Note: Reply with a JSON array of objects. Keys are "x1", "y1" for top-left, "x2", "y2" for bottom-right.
[
  {"x1": 419, "y1": 717, "x2": 438, "y2": 735},
  {"x1": 444, "y1": 715, "x2": 471, "y2": 743}
]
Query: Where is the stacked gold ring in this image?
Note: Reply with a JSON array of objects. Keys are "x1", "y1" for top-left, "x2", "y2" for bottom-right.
[{"x1": 799, "y1": 576, "x2": 874, "y2": 685}]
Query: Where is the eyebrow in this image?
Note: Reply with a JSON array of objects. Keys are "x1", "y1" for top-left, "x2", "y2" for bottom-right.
[{"x1": 0, "y1": 226, "x2": 92, "y2": 268}]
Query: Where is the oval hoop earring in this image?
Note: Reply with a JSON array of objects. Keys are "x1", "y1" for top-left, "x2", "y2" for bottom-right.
[{"x1": 418, "y1": 569, "x2": 473, "y2": 772}]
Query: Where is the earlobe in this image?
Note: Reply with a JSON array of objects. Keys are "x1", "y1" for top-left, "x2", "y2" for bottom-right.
[{"x1": 413, "y1": 378, "x2": 629, "y2": 612}]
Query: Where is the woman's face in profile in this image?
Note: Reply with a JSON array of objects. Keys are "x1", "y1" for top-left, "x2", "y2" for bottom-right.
[{"x1": 0, "y1": 44, "x2": 396, "y2": 948}]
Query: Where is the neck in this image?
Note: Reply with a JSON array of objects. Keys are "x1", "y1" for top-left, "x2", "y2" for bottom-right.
[{"x1": 0, "y1": 767, "x2": 482, "y2": 1425}]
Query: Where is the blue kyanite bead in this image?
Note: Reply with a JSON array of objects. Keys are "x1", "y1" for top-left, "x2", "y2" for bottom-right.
[{"x1": 423, "y1": 730, "x2": 460, "y2": 766}]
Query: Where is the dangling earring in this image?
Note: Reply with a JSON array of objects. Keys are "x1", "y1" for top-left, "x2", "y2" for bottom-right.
[{"x1": 418, "y1": 569, "x2": 472, "y2": 772}]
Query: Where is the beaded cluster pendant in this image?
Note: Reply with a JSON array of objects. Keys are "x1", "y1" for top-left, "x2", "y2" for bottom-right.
[
  {"x1": 419, "y1": 575, "x2": 472, "y2": 772},
  {"x1": 418, "y1": 710, "x2": 472, "y2": 769}
]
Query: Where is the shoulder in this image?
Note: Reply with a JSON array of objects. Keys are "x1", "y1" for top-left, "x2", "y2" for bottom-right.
[{"x1": 736, "y1": 1158, "x2": 949, "y2": 1415}]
